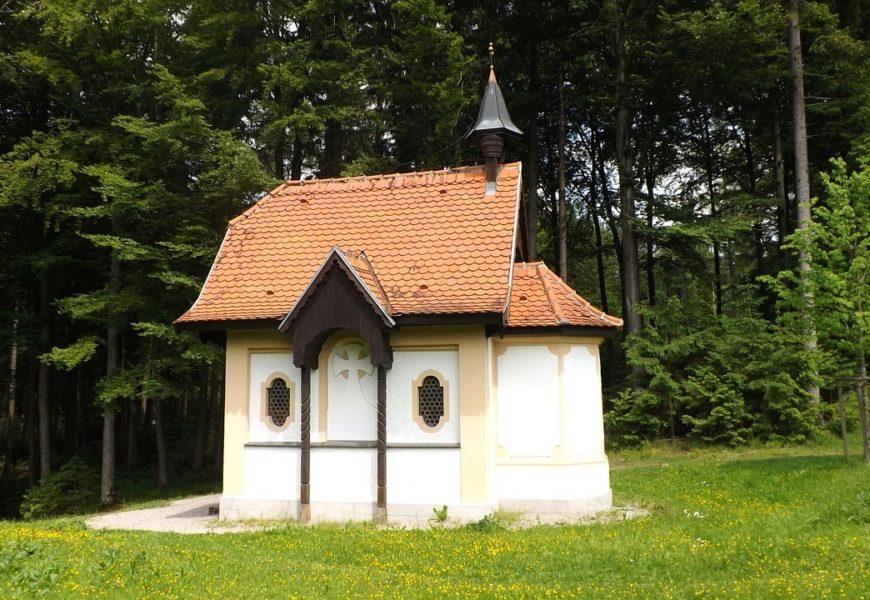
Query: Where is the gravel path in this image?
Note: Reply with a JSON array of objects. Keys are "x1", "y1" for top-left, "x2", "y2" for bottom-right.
[{"x1": 85, "y1": 494, "x2": 263, "y2": 535}]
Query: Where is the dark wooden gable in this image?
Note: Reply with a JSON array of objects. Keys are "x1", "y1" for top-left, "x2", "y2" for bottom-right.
[{"x1": 279, "y1": 251, "x2": 393, "y2": 370}]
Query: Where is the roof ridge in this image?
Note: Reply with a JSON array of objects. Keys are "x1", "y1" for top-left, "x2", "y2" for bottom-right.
[
  {"x1": 337, "y1": 247, "x2": 393, "y2": 315},
  {"x1": 536, "y1": 263, "x2": 565, "y2": 325},
  {"x1": 549, "y1": 265, "x2": 623, "y2": 326},
  {"x1": 280, "y1": 162, "x2": 521, "y2": 187}
]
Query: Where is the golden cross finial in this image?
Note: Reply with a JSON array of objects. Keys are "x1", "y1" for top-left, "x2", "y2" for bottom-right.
[{"x1": 489, "y1": 42, "x2": 494, "y2": 69}]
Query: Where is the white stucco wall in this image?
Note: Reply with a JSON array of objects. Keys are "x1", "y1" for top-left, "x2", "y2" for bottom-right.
[
  {"x1": 386, "y1": 349, "x2": 460, "y2": 443},
  {"x1": 495, "y1": 462, "x2": 611, "y2": 501},
  {"x1": 310, "y1": 447, "x2": 377, "y2": 503},
  {"x1": 493, "y1": 339, "x2": 611, "y2": 511},
  {"x1": 325, "y1": 339, "x2": 378, "y2": 441},
  {"x1": 496, "y1": 345, "x2": 560, "y2": 457},
  {"x1": 248, "y1": 352, "x2": 301, "y2": 443},
  {"x1": 387, "y1": 448, "x2": 461, "y2": 505},
  {"x1": 243, "y1": 446, "x2": 299, "y2": 500},
  {"x1": 564, "y1": 345, "x2": 606, "y2": 458}
]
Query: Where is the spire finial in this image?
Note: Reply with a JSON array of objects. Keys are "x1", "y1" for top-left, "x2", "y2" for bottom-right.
[{"x1": 488, "y1": 42, "x2": 494, "y2": 69}]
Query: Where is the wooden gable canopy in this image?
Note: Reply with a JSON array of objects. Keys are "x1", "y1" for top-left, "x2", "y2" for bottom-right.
[{"x1": 279, "y1": 247, "x2": 393, "y2": 370}]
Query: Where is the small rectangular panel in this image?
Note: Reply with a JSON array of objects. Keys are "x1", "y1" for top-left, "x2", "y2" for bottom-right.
[
  {"x1": 495, "y1": 461, "x2": 611, "y2": 501},
  {"x1": 310, "y1": 447, "x2": 377, "y2": 503},
  {"x1": 387, "y1": 448, "x2": 461, "y2": 505},
  {"x1": 243, "y1": 446, "x2": 300, "y2": 500}
]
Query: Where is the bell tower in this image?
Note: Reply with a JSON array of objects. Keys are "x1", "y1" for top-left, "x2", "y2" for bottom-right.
[{"x1": 465, "y1": 43, "x2": 523, "y2": 195}]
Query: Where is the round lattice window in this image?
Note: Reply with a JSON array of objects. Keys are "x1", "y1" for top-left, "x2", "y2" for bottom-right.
[
  {"x1": 417, "y1": 376, "x2": 444, "y2": 428},
  {"x1": 267, "y1": 378, "x2": 291, "y2": 427}
]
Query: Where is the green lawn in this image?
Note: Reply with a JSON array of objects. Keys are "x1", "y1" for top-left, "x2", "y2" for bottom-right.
[{"x1": 1, "y1": 442, "x2": 868, "y2": 599}]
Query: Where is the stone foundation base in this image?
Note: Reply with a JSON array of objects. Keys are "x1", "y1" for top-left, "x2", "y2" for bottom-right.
[
  {"x1": 219, "y1": 493, "x2": 612, "y2": 525},
  {"x1": 498, "y1": 491, "x2": 613, "y2": 520}
]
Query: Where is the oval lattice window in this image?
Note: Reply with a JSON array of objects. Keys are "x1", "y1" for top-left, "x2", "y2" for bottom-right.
[
  {"x1": 417, "y1": 376, "x2": 444, "y2": 428},
  {"x1": 267, "y1": 378, "x2": 291, "y2": 427}
]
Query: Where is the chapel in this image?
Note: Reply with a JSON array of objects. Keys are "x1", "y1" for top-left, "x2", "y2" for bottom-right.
[{"x1": 176, "y1": 63, "x2": 622, "y2": 523}]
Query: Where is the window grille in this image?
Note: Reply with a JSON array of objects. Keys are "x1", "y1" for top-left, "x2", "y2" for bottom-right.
[
  {"x1": 267, "y1": 378, "x2": 291, "y2": 427},
  {"x1": 417, "y1": 376, "x2": 444, "y2": 428}
]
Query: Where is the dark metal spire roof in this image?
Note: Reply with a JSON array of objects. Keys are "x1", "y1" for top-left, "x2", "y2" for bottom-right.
[{"x1": 465, "y1": 66, "x2": 523, "y2": 140}]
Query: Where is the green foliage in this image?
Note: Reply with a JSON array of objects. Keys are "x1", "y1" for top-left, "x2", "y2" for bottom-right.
[
  {"x1": 0, "y1": 540, "x2": 62, "y2": 598},
  {"x1": 430, "y1": 505, "x2": 448, "y2": 524},
  {"x1": 769, "y1": 157, "x2": 870, "y2": 385},
  {"x1": 462, "y1": 512, "x2": 507, "y2": 533},
  {"x1": 19, "y1": 457, "x2": 100, "y2": 520},
  {"x1": 39, "y1": 337, "x2": 98, "y2": 371},
  {"x1": 609, "y1": 291, "x2": 815, "y2": 447},
  {"x1": 681, "y1": 367, "x2": 750, "y2": 446}
]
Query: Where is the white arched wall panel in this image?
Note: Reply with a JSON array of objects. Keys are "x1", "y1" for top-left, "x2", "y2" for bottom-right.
[
  {"x1": 496, "y1": 345, "x2": 560, "y2": 456},
  {"x1": 325, "y1": 339, "x2": 378, "y2": 441},
  {"x1": 310, "y1": 367, "x2": 321, "y2": 443},
  {"x1": 563, "y1": 344, "x2": 606, "y2": 458},
  {"x1": 386, "y1": 349, "x2": 460, "y2": 444},
  {"x1": 248, "y1": 353, "x2": 301, "y2": 443}
]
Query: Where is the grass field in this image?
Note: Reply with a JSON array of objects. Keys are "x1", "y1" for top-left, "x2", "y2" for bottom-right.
[{"x1": 1, "y1": 440, "x2": 868, "y2": 599}]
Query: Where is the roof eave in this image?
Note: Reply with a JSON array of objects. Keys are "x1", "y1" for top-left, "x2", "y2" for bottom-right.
[{"x1": 498, "y1": 325, "x2": 622, "y2": 339}]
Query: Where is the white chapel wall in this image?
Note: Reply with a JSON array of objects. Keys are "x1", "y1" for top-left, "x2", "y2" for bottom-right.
[
  {"x1": 493, "y1": 338, "x2": 611, "y2": 511},
  {"x1": 563, "y1": 345, "x2": 606, "y2": 458},
  {"x1": 248, "y1": 352, "x2": 301, "y2": 443},
  {"x1": 324, "y1": 338, "x2": 378, "y2": 440},
  {"x1": 496, "y1": 345, "x2": 560, "y2": 457},
  {"x1": 386, "y1": 349, "x2": 460, "y2": 444}
]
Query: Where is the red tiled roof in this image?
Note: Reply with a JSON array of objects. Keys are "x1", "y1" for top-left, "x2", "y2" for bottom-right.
[
  {"x1": 506, "y1": 262, "x2": 622, "y2": 329},
  {"x1": 177, "y1": 164, "x2": 522, "y2": 323},
  {"x1": 333, "y1": 247, "x2": 392, "y2": 316}
]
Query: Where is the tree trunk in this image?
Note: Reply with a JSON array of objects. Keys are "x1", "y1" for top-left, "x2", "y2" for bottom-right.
[
  {"x1": 102, "y1": 252, "x2": 120, "y2": 506},
  {"x1": 154, "y1": 397, "x2": 168, "y2": 487},
  {"x1": 773, "y1": 105, "x2": 790, "y2": 244},
  {"x1": 591, "y1": 126, "x2": 623, "y2": 269},
  {"x1": 37, "y1": 272, "x2": 51, "y2": 480},
  {"x1": 125, "y1": 398, "x2": 138, "y2": 467},
  {"x1": 26, "y1": 353, "x2": 37, "y2": 486},
  {"x1": 557, "y1": 76, "x2": 568, "y2": 281},
  {"x1": 741, "y1": 125, "x2": 766, "y2": 275},
  {"x1": 701, "y1": 114, "x2": 723, "y2": 316},
  {"x1": 3, "y1": 306, "x2": 18, "y2": 480},
  {"x1": 589, "y1": 151, "x2": 609, "y2": 315},
  {"x1": 645, "y1": 169, "x2": 656, "y2": 307},
  {"x1": 290, "y1": 133, "x2": 303, "y2": 181},
  {"x1": 788, "y1": 0, "x2": 821, "y2": 404},
  {"x1": 612, "y1": 1, "x2": 643, "y2": 337},
  {"x1": 192, "y1": 364, "x2": 210, "y2": 470},
  {"x1": 322, "y1": 120, "x2": 343, "y2": 178},
  {"x1": 526, "y1": 39, "x2": 540, "y2": 261}
]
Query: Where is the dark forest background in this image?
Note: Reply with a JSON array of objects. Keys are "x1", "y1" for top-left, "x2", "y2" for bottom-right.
[{"x1": 2, "y1": 0, "x2": 869, "y2": 517}]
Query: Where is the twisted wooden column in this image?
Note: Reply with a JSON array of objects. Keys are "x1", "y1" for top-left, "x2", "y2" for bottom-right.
[
  {"x1": 300, "y1": 367, "x2": 311, "y2": 523},
  {"x1": 376, "y1": 365, "x2": 387, "y2": 523}
]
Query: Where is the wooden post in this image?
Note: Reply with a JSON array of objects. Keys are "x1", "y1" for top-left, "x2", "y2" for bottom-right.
[
  {"x1": 300, "y1": 367, "x2": 311, "y2": 523},
  {"x1": 837, "y1": 382, "x2": 848, "y2": 460},
  {"x1": 376, "y1": 365, "x2": 387, "y2": 524}
]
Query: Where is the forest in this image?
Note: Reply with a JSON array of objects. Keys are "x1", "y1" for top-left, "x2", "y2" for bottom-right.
[{"x1": 1, "y1": 0, "x2": 869, "y2": 518}]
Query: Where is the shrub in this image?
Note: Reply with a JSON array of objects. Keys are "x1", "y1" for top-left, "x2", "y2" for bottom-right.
[{"x1": 19, "y1": 456, "x2": 100, "y2": 520}]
